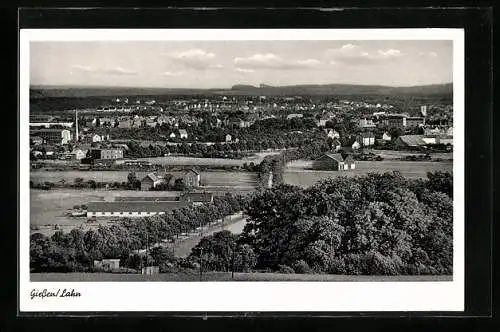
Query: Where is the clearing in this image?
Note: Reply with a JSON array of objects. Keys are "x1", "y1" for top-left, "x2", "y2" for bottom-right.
[
  {"x1": 284, "y1": 160, "x2": 453, "y2": 187},
  {"x1": 30, "y1": 272, "x2": 453, "y2": 282}
]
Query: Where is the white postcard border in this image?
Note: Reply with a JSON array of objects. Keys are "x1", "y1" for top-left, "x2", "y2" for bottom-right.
[{"x1": 19, "y1": 28, "x2": 464, "y2": 312}]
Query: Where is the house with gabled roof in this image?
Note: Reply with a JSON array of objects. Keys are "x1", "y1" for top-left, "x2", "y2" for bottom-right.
[
  {"x1": 312, "y1": 152, "x2": 356, "y2": 171},
  {"x1": 182, "y1": 168, "x2": 201, "y2": 187},
  {"x1": 141, "y1": 172, "x2": 162, "y2": 191}
]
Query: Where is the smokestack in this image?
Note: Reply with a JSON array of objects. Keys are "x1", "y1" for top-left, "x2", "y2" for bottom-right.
[{"x1": 75, "y1": 109, "x2": 79, "y2": 142}]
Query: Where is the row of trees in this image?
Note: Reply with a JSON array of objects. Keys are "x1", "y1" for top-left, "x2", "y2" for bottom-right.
[
  {"x1": 186, "y1": 171, "x2": 453, "y2": 275},
  {"x1": 30, "y1": 194, "x2": 245, "y2": 272}
]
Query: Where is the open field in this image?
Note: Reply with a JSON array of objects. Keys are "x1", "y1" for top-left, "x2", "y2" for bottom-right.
[
  {"x1": 367, "y1": 149, "x2": 453, "y2": 160},
  {"x1": 30, "y1": 170, "x2": 257, "y2": 187},
  {"x1": 31, "y1": 272, "x2": 452, "y2": 282},
  {"x1": 136, "y1": 151, "x2": 280, "y2": 167},
  {"x1": 284, "y1": 160, "x2": 453, "y2": 187},
  {"x1": 30, "y1": 186, "x2": 255, "y2": 227}
]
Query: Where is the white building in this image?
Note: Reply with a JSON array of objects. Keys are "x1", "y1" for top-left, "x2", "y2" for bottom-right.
[
  {"x1": 179, "y1": 129, "x2": 188, "y2": 139},
  {"x1": 86, "y1": 201, "x2": 192, "y2": 218}
]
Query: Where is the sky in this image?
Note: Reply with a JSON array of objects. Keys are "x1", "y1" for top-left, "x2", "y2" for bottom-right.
[{"x1": 30, "y1": 40, "x2": 453, "y2": 88}]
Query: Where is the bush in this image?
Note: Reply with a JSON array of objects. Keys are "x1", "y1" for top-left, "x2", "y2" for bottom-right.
[
  {"x1": 292, "y1": 260, "x2": 312, "y2": 274},
  {"x1": 277, "y1": 264, "x2": 295, "y2": 274},
  {"x1": 328, "y1": 257, "x2": 347, "y2": 275},
  {"x1": 341, "y1": 252, "x2": 403, "y2": 275}
]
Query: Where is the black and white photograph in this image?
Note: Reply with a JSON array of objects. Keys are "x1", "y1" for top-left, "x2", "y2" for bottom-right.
[{"x1": 19, "y1": 28, "x2": 464, "y2": 312}]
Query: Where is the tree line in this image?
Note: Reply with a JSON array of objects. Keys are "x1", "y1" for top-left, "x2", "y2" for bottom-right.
[
  {"x1": 30, "y1": 194, "x2": 245, "y2": 273},
  {"x1": 188, "y1": 171, "x2": 453, "y2": 275}
]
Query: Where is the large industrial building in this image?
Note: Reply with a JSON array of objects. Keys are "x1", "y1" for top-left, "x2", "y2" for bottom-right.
[{"x1": 86, "y1": 201, "x2": 192, "y2": 218}]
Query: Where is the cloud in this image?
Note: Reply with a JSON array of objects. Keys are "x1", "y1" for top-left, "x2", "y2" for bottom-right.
[
  {"x1": 209, "y1": 64, "x2": 225, "y2": 69},
  {"x1": 71, "y1": 64, "x2": 96, "y2": 72},
  {"x1": 102, "y1": 67, "x2": 138, "y2": 76},
  {"x1": 326, "y1": 44, "x2": 405, "y2": 65},
  {"x1": 161, "y1": 71, "x2": 182, "y2": 77},
  {"x1": 166, "y1": 49, "x2": 218, "y2": 70},
  {"x1": 235, "y1": 67, "x2": 255, "y2": 73},
  {"x1": 418, "y1": 51, "x2": 438, "y2": 57},
  {"x1": 234, "y1": 53, "x2": 322, "y2": 69},
  {"x1": 71, "y1": 65, "x2": 137, "y2": 76}
]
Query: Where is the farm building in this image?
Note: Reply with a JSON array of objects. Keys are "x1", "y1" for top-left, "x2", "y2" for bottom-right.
[
  {"x1": 180, "y1": 192, "x2": 214, "y2": 205},
  {"x1": 86, "y1": 201, "x2": 192, "y2": 218},
  {"x1": 312, "y1": 153, "x2": 356, "y2": 171},
  {"x1": 94, "y1": 259, "x2": 120, "y2": 271},
  {"x1": 395, "y1": 135, "x2": 425, "y2": 147},
  {"x1": 183, "y1": 169, "x2": 201, "y2": 188},
  {"x1": 141, "y1": 173, "x2": 163, "y2": 191},
  {"x1": 356, "y1": 132, "x2": 376, "y2": 147}
]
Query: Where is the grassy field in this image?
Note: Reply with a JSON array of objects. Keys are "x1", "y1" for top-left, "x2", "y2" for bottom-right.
[
  {"x1": 31, "y1": 272, "x2": 453, "y2": 282},
  {"x1": 284, "y1": 160, "x2": 453, "y2": 187},
  {"x1": 137, "y1": 152, "x2": 279, "y2": 167},
  {"x1": 30, "y1": 170, "x2": 257, "y2": 187},
  {"x1": 30, "y1": 185, "x2": 255, "y2": 227},
  {"x1": 366, "y1": 149, "x2": 453, "y2": 160}
]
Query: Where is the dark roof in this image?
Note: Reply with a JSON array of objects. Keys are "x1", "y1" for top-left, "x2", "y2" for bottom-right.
[
  {"x1": 322, "y1": 153, "x2": 344, "y2": 163},
  {"x1": 87, "y1": 201, "x2": 192, "y2": 212},
  {"x1": 343, "y1": 154, "x2": 355, "y2": 163},
  {"x1": 141, "y1": 172, "x2": 160, "y2": 182},
  {"x1": 397, "y1": 135, "x2": 425, "y2": 146},
  {"x1": 115, "y1": 196, "x2": 179, "y2": 202},
  {"x1": 359, "y1": 132, "x2": 375, "y2": 138},
  {"x1": 181, "y1": 192, "x2": 213, "y2": 202},
  {"x1": 184, "y1": 168, "x2": 200, "y2": 175}
]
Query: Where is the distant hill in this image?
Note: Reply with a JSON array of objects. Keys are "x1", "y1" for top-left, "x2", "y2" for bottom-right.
[{"x1": 30, "y1": 83, "x2": 452, "y2": 98}]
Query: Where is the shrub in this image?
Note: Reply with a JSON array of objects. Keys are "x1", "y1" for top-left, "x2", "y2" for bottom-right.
[
  {"x1": 292, "y1": 260, "x2": 312, "y2": 274},
  {"x1": 328, "y1": 257, "x2": 347, "y2": 275},
  {"x1": 366, "y1": 252, "x2": 402, "y2": 276},
  {"x1": 277, "y1": 264, "x2": 295, "y2": 274}
]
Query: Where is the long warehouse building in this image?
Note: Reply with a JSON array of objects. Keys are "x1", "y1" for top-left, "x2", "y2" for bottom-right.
[{"x1": 86, "y1": 201, "x2": 192, "y2": 218}]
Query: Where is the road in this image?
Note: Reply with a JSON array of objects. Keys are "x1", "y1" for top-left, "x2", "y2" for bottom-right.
[{"x1": 169, "y1": 213, "x2": 248, "y2": 258}]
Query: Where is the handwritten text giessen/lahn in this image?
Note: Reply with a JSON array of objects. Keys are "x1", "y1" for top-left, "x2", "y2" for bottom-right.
[{"x1": 31, "y1": 289, "x2": 81, "y2": 300}]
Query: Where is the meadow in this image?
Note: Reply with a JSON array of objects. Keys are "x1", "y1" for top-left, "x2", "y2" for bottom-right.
[
  {"x1": 30, "y1": 272, "x2": 453, "y2": 282},
  {"x1": 30, "y1": 170, "x2": 258, "y2": 187},
  {"x1": 284, "y1": 160, "x2": 453, "y2": 187}
]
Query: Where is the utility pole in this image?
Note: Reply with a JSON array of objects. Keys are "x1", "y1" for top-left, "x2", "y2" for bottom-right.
[
  {"x1": 231, "y1": 245, "x2": 235, "y2": 280},
  {"x1": 146, "y1": 232, "x2": 149, "y2": 268},
  {"x1": 199, "y1": 247, "x2": 203, "y2": 281}
]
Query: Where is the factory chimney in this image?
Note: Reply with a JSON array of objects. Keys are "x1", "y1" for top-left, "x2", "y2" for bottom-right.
[{"x1": 75, "y1": 109, "x2": 79, "y2": 142}]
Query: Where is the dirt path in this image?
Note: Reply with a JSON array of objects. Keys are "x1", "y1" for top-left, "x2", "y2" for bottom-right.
[{"x1": 169, "y1": 213, "x2": 248, "y2": 258}]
